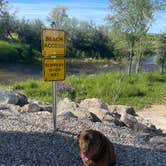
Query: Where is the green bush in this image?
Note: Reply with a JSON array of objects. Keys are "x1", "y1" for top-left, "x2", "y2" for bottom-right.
[
  {"x1": 0, "y1": 41, "x2": 19, "y2": 62},
  {"x1": 0, "y1": 40, "x2": 42, "y2": 62}
]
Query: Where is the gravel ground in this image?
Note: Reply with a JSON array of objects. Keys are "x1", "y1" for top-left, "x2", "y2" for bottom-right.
[{"x1": 0, "y1": 110, "x2": 166, "y2": 166}]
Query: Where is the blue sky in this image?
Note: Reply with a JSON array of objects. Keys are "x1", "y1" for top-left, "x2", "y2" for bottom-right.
[{"x1": 9, "y1": 0, "x2": 166, "y2": 33}]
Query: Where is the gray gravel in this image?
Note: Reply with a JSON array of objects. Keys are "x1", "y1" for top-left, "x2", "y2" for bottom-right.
[{"x1": 0, "y1": 110, "x2": 166, "y2": 166}]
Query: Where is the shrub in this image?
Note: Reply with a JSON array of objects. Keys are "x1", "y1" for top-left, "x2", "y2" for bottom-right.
[
  {"x1": 0, "y1": 41, "x2": 19, "y2": 62},
  {"x1": 0, "y1": 40, "x2": 42, "y2": 62}
]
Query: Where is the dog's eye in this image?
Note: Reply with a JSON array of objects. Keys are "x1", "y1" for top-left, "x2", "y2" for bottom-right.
[
  {"x1": 84, "y1": 135, "x2": 93, "y2": 141},
  {"x1": 84, "y1": 135, "x2": 89, "y2": 140}
]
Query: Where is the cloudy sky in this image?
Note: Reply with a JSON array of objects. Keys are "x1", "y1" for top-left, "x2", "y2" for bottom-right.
[{"x1": 9, "y1": 0, "x2": 166, "y2": 33}]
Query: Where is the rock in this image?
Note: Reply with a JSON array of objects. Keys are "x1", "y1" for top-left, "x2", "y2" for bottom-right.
[
  {"x1": 0, "y1": 91, "x2": 19, "y2": 105},
  {"x1": 57, "y1": 111, "x2": 77, "y2": 120},
  {"x1": 88, "y1": 107, "x2": 109, "y2": 121},
  {"x1": 7, "y1": 104, "x2": 21, "y2": 112},
  {"x1": 74, "y1": 108, "x2": 101, "y2": 122},
  {"x1": 0, "y1": 90, "x2": 28, "y2": 106},
  {"x1": 29, "y1": 99, "x2": 52, "y2": 112},
  {"x1": 103, "y1": 64, "x2": 108, "y2": 68},
  {"x1": 103, "y1": 113, "x2": 124, "y2": 126},
  {"x1": 0, "y1": 104, "x2": 21, "y2": 112},
  {"x1": 108, "y1": 105, "x2": 136, "y2": 116},
  {"x1": 21, "y1": 103, "x2": 41, "y2": 113},
  {"x1": 79, "y1": 98, "x2": 108, "y2": 110},
  {"x1": 120, "y1": 112, "x2": 139, "y2": 130},
  {"x1": 57, "y1": 98, "x2": 78, "y2": 112},
  {"x1": 16, "y1": 92, "x2": 28, "y2": 106},
  {"x1": 0, "y1": 103, "x2": 21, "y2": 117},
  {"x1": 136, "y1": 116, "x2": 162, "y2": 134},
  {"x1": 149, "y1": 136, "x2": 166, "y2": 152}
]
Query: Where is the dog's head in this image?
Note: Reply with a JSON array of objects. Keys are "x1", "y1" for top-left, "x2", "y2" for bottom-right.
[{"x1": 76, "y1": 129, "x2": 105, "y2": 162}]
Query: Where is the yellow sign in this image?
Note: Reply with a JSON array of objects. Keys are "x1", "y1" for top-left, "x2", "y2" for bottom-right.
[
  {"x1": 43, "y1": 58, "x2": 65, "y2": 81},
  {"x1": 41, "y1": 29, "x2": 65, "y2": 56}
]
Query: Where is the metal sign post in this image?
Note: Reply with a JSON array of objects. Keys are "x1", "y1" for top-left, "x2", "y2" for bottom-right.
[
  {"x1": 52, "y1": 81, "x2": 57, "y2": 131},
  {"x1": 41, "y1": 28, "x2": 66, "y2": 132}
]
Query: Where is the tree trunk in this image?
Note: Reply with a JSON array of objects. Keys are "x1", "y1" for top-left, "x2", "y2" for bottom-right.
[
  {"x1": 160, "y1": 62, "x2": 164, "y2": 74},
  {"x1": 128, "y1": 53, "x2": 132, "y2": 75},
  {"x1": 128, "y1": 40, "x2": 134, "y2": 75},
  {"x1": 136, "y1": 39, "x2": 142, "y2": 74}
]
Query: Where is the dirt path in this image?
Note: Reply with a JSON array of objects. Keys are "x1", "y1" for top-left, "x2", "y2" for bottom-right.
[{"x1": 138, "y1": 104, "x2": 166, "y2": 133}]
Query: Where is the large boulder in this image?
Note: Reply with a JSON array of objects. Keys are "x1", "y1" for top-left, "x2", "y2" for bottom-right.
[
  {"x1": 79, "y1": 98, "x2": 108, "y2": 110},
  {"x1": 87, "y1": 107, "x2": 109, "y2": 121},
  {"x1": 102, "y1": 113, "x2": 124, "y2": 126},
  {"x1": 0, "y1": 91, "x2": 19, "y2": 105},
  {"x1": 16, "y1": 92, "x2": 28, "y2": 106},
  {"x1": 57, "y1": 98, "x2": 78, "y2": 112},
  {"x1": 149, "y1": 136, "x2": 166, "y2": 152},
  {"x1": 0, "y1": 90, "x2": 28, "y2": 106},
  {"x1": 107, "y1": 105, "x2": 143, "y2": 130},
  {"x1": 21, "y1": 99, "x2": 52, "y2": 113},
  {"x1": 108, "y1": 105, "x2": 136, "y2": 116},
  {"x1": 21, "y1": 103, "x2": 41, "y2": 113},
  {"x1": 120, "y1": 112, "x2": 139, "y2": 130},
  {"x1": 28, "y1": 99, "x2": 52, "y2": 112},
  {"x1": 74, "y1": 108, "x2": 101, "y2": 122}
]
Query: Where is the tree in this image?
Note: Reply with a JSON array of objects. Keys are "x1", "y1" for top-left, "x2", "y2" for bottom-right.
[
  {"x1": 0, "y1": 0, "x2": 8, "y2": 15},
  {"x1": 47, "y1": 6, "x2": 68, "y2": 29},
  {"x1": 0, "y1": 0, "x2": 17, "y2": 40},
  {"x1": 107, "y1": 0, "x2": 165, "y2": 75},
  {"x1": 72, "y1": 21, "x2": 114, "y2": 58},
  {"x1": 16, "y1": 19, "x2": 44, "y2": 50},
  {"x1": 109, "y1": 30, "x2": 129, "y2": 60},
  {"x1": 156, "y1": 33, "x2": 166, "y2": 73}
]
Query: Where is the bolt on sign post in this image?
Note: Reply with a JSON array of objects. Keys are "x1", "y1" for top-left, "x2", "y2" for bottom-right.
[{"x1": 41, "y1": 28, "x2": 66, "y2": 132}]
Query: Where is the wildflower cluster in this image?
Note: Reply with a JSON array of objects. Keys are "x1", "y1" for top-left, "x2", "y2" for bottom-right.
[{"x1": 56, "y1": 81, "x2": 75, "y2": 100}]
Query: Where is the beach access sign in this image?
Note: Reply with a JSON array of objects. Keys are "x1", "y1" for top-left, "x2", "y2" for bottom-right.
[
  {"x1": 41, "y1": 28, "x2": 66, "y2": 81},
  {"x1": 43, "y1": 58, "x2": 65, "y2": 81},
  {"x1": 41, "y1": 29, "x2": 65, "y2": 56},
  {"x1": 41, "y1": 28, "x2": 66, "y2": 131}
]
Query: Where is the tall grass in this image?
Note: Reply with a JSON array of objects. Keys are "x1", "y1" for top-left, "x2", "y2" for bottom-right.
[{"x1": 11, "y1": 71, "x2": 166, "y2": 110}]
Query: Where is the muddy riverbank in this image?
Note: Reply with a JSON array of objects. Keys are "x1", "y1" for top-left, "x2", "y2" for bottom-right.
[
  {"x1": 0, "y1": 61, "x2": 125, "y2": 84},
  {"x1": 0, "y1": 60, "x2": 159, "y2": 85}
]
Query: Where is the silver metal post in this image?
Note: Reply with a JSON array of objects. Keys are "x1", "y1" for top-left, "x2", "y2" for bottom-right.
[{"x1": 52, "y1": 81, "x2": 57, "y2": 131}]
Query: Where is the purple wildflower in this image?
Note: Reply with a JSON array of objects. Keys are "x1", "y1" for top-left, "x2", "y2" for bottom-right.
[{"x1": 57, "y1": 81, "x2": 75, "y2": 92}]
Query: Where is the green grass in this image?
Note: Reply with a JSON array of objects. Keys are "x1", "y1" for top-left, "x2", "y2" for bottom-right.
[{"x1": 7, "y1": 71, "x2": 166, "y2": 110}]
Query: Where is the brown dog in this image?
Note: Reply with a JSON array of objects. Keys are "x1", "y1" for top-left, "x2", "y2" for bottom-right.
[{"x1": 76, "y1": 129, "x2": 116, "y2": 166}]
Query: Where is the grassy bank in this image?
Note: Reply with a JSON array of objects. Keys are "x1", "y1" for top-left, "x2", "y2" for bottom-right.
[{"x1": 6, "y1": 71, "x2": 166, "y2": 110}]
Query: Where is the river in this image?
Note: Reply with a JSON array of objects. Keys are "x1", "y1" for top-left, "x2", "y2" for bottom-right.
[{"x1": 0, "y1": 58, "x2": 159, "y2": 85}]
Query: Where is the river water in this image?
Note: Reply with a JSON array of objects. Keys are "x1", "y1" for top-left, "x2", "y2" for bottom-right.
[{"x1": 0, "y1": 59, "x2": 159, "y2": 85}]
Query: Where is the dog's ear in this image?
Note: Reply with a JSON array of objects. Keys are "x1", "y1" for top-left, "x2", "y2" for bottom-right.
[{"x1": 76, "y1": 131, "x2": 81, "y2": 145}]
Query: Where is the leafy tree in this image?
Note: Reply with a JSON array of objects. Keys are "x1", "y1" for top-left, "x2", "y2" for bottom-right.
[
  {"x1": 0, "y1": 0, "x2": 17, "y2": 40},
  {"x1": 16, "y1": 19, "x2": 44, "y2": 50},
  {"x1": 47, "y1": 6, "x2": 68, "y2": 29},
  {"x1": 109, "y1": 30, "x2": 129, "y2": 60},
  {"x1": 15, "y1": 19, "x2": 44, "y2": 62},
  {"x1": 107, "y1": 0, "x2": 165, "y2": 75},
  {"x1": 71, "y1": 21, "x2": 113, "y2": 58},
  {"x1": 156, "y1": 33, "x2": 166, "y2": 73},
  {"x1": 0, "y1": 0, "x2": 8, "y2": 15}
]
